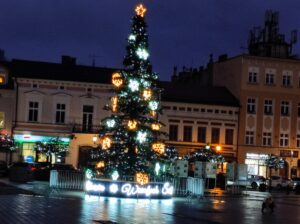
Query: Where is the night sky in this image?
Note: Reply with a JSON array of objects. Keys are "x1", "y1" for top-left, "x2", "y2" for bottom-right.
[{"x1": 1, "y1": 0, "x2": 300, "y2": 80}]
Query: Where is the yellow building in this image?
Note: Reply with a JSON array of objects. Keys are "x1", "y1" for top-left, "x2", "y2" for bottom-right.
[{"x1": 214, "y1": 55, "x2": 300, "y2": 177}]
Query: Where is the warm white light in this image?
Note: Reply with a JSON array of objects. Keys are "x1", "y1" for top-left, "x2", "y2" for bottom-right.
[
  {"x1": 135, "y1": 4, "x2": 147, "y2": 17},
  {"x1": 101, "y1": 137, "x2": 112, "y2": 150},
  {"x1": 92, "y1": 136, "x2": 97, "y2": 143}
]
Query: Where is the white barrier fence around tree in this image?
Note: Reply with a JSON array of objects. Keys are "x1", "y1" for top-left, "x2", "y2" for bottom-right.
[
  {"x1": 49, "y1": 170, "x2": 204, "y2": 197},
  {"x1": 50, "y1": 170, "x2": 85, "y2": 190},
  {"x1": 187, "y1": 177, "x2": 204, "y2": 196}
]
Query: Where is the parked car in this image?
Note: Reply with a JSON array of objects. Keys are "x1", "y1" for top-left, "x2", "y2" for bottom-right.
[
  {"x1": 267, "y1": 176, "x2": 291, "y2": 189},
  {"x1": 226, "y1": 175, "x2": 266, "y2": 189},
  {"x1": 0, "y1": 160, "x2": 8, "y2": 176},
  {"x1": 249, "y1": 175, "x2": 266, "y2": 189},
  {"x1": 290, "y1": 177, "x2": 300, "y2": 190},
  {"x1": 34, "y1": 163, "x2": 77, "y2": 181},
  {"x1": 9, "y1": 162, "x2": 41, "y2": 182}
]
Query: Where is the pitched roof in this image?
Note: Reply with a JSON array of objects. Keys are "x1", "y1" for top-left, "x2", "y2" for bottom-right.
[
  {"x1": 159, "y1": 81, "x2": 240, "y2": 107},
  {"x1": 6, "y1": 59, "x2": 118, "y2": 84}
]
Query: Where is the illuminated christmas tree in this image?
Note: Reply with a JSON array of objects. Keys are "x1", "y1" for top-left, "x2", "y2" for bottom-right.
[{"x1": 99, "y1": 4, "x2": 176, "y2": 179}]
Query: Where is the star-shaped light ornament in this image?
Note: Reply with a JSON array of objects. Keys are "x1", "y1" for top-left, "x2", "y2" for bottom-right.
[
  {"x1": 135, "y1": 4, "x2": 147, "y2": 17},
  {"x1": 106, "y1": 119, "x2": 116, "y2": 128},
  {"x1": 128, "y1": 79, "x2": 140, "y2": 92},
  {"x1": 129, "y1": 34, "x2": 136, "y2": 41},
  {"x1": 137, "y1": 131, "x2": 147, "y2": 143},
  {"x1": 136, "y1": 48, "x2": 149, "y2": 60}
]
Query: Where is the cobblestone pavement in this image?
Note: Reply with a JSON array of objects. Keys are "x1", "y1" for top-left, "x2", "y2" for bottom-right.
[{"x1": 1, "y1": 179, "x2": 300, "y2": 224}]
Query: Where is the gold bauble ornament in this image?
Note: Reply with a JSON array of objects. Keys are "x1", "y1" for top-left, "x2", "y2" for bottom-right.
[
  {"x1": 135, "y1": 172, "x2": 149, "y2": 185},
  {"x1": 112, "y1": 72, "x2": 123, "y2": 87},
  {"x1": 128, "y1": 120, "x2": 138, "y2": 130},
  {"x1": 142, "y1": 89, "x2": 152, "y2": 100},
  {"x1": 152, "y1": 142, "x2": 165, "y2": 154},
  {"x1": 101, "y1": 137, "x2": 112, "y2": 150}
]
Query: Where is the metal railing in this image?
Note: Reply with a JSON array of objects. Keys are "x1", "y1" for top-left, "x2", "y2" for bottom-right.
[
  {"x1": 50, "y1": 170, "x2": 85, "y2": 190},
  {"x1": 49, "y1": 171, "x2": 205, "y2": 196}
]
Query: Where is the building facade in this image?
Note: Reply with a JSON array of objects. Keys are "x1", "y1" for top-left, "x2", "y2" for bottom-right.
[
  {"x1": 0, "y1": 57, "x2": 240, "y2": 170},
  {"x1": 213, "y1": 55, "x2": 300, "y2": 177},
  {"x1": 160, "y1": 82, "x2": 239, "y2": 162},
  {"x1": 0, "y1": 63, "x2": 16, "y2": 162}
]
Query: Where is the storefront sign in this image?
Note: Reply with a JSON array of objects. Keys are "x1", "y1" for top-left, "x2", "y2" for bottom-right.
[
  {"x1": 14, "y1": 134, "x2": 70, "y2": 144},
  {"x1": 280, "y1": 150, "x2": 299, "y2": 158},
  {"x1": 85, "y1": 180, "x2": 173, "y2": 199},
  {"x1": 246, "y1": 153, "x2": 268, "y2": 160}
]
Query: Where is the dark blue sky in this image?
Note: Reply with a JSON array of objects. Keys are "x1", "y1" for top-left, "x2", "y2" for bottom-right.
[{"x1": 1, "y1": 0, "x2": 299, "y2": 80}]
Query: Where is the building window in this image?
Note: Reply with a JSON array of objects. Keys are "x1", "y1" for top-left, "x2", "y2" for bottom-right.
[
  {"x1": 183, "y1": 126, "x2": 192, "y2": 142},
  {"x1": 264, "y1": 99, "x2": 273, "y2": 115},
  {"x1": 279, "y1": 133, "x2": 289, "y2": 147},
  {"x1": 82, "y1": 105, "x2": 94, "y2": 132},
  {"x1": 225, "y1": 129, "x2": 234, "y2": 145},
  {"x1": 28, "y1": 101, "x2": 39, "y2": 122},
  {"x1": 262, "y1": 132, "x2": 272, "y2": 146},
  {"x1": 169, "y1": 125, "x2": 178, "y2": 141},
  {"x1": 281, "y1": 101, "x2": 290, "y2": 116},
  {"x1": 245, "y1": 131, "x2": 254, "y2": 145},
  {"x1": 56, "y1": 103, "x2": 66, "y2": 124},
  {"x1": 248, "y1": 72, "x2": 257, "y2": 83},
  {"x1": 211, "y1": 128, "x2": 220, "y2": 144},
  {"x1": 297, "y1": 135, "x2": 300, "y2": 148},
  {"x1": 265, "y1": 73, "x2": 275, "y2": 85},
  {"x1": 282, "y1": 73, "x2": 292, "y2": 87},
  {"x1": 298, "y1": 103, "x2": 300, "y2": 117},
  {"x1": 197, "y1": 127, "x2": 206, "y2": 143},
  {"x1": 247, "y1": 98, "x2": 256, "y2": 114}
]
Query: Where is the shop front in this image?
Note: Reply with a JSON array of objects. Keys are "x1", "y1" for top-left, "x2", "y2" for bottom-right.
[
  {"x1": 245, "y1": 153, "x2": 268, "y2": 177},
  {"x1": 280, "y1": 150, "x2": 299, "y2": 178},
  {"x1": 14, "y1": 134, "x2": 71, "y2": 163}
]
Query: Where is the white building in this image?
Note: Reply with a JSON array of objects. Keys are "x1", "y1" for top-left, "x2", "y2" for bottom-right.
[{"x1": 1, "y1": 57, "x2": 240, "y2": 169}]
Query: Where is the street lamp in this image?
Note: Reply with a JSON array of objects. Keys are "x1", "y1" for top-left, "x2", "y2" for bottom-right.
[
  {"x1": 216, "y1": 145, "x2": 222, "y2": 152},
  {"x1": 92, "y1": 136, "x2": 97, "y2": 144}
]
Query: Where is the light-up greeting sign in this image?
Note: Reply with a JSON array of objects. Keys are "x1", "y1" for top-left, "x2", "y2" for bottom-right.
[{"x1": 85, "y1": 180, "x2": 173, "y2": 199}]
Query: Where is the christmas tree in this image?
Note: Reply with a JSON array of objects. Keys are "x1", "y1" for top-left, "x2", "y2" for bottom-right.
[{"x1": 98, "y1": 4, "x2": 175, "y2": 179}]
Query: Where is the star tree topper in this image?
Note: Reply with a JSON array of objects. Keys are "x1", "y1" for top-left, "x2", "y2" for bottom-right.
[{"x1": 135, "y1": 4, "x2": 147, "y2": 17}]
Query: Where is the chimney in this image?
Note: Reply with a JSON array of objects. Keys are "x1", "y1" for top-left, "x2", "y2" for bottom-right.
[
  {"x1": 61, "y1": 55, "x2": 76, "y2": 66},
  {"x1": 218, "y1": 54, "x2": 228, "y2": 62}
]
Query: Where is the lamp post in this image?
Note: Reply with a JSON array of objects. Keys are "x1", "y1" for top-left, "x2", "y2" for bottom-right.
[
  {"x1": 216, "y1": 145, "x2": 223, "y2": 172},
  {"x1": 92, "y1": 136, "x2": 97, "y2": 145}
]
